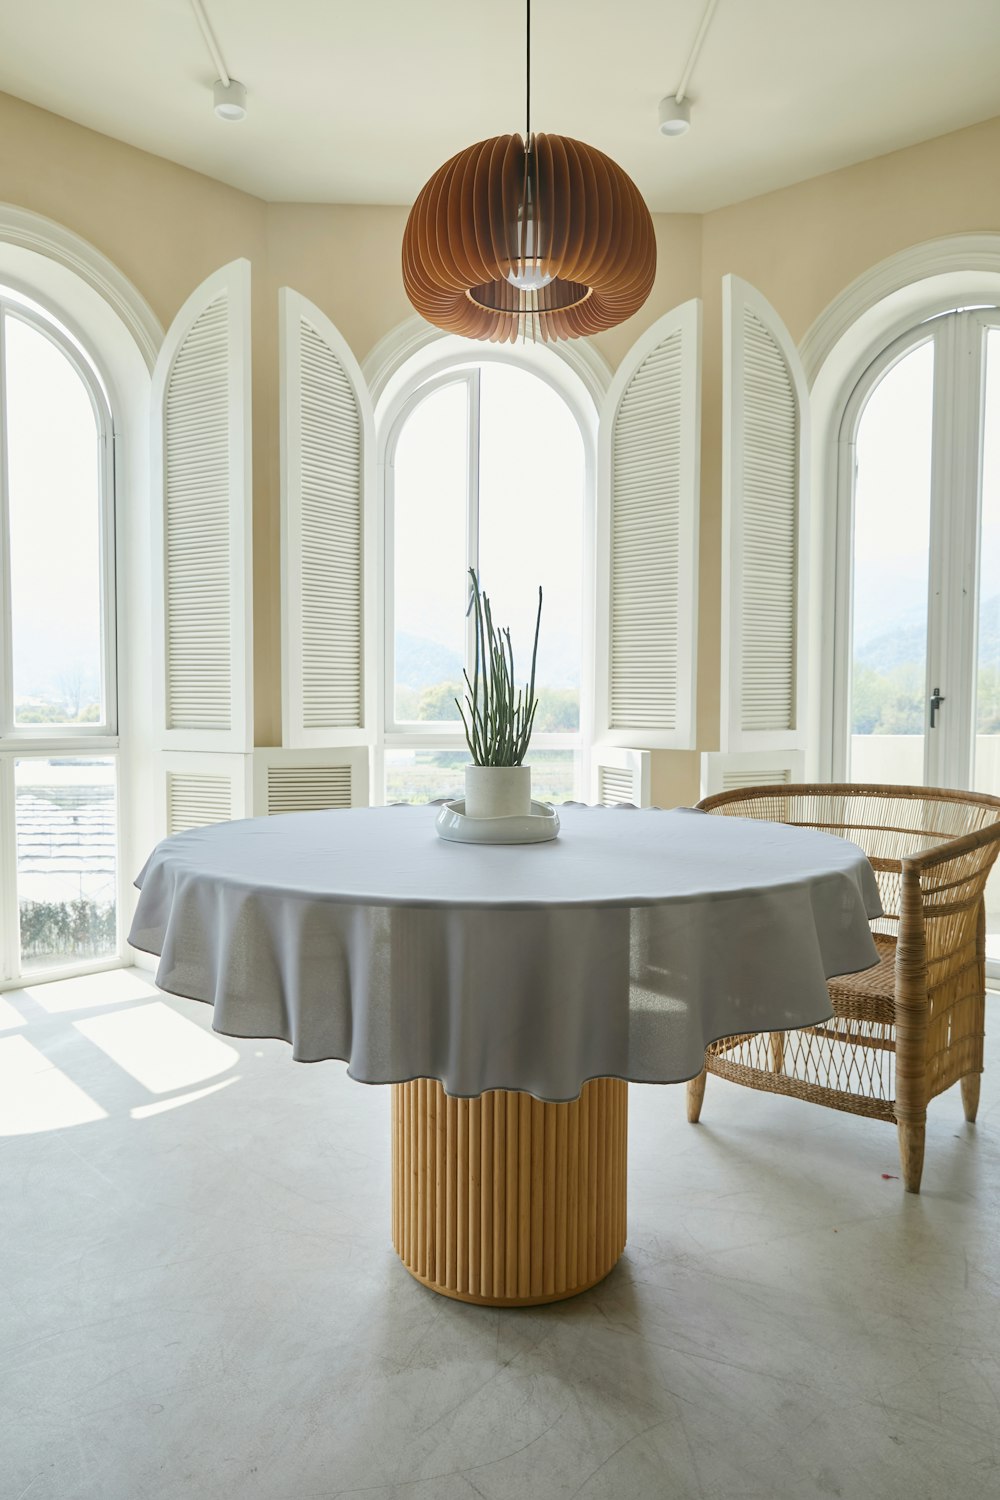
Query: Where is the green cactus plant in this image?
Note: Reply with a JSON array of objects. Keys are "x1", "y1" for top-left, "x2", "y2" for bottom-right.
[{"x1": 456, "y1": 569, "x2": 542, "y2": 767}]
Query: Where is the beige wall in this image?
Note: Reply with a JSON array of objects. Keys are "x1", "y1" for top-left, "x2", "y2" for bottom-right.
[
  {"x1": 0, "y1": 94, "x2": 269, "y2": 331},
  {"x1": 3, "y1": 90, "x2": 1000, "y2": 786}
]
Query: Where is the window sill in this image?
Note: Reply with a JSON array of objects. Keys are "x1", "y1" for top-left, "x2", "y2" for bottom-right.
[{"x1": 0, "y1": 734, "x2": 120, "y2": 754}]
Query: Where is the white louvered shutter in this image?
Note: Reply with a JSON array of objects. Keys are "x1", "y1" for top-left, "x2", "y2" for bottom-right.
[
  {"x1": 596, "y1": 300, "x2": 701, "y2": 749},
  {"x1": 151, "y1": 260, "x2": 253, "y2": 752},
  {"x1": 267, "y1": 764, "x2": 351, "y2": 811},
  {"x1": 700, "y1": 750, "x2": 805, "y2": 798},
  {"x1": 721, "y1": 276, "x2": 809, "y2": 752},
  {"x1": 251, "y1": 749, "x2": 370, "y2": 814},
  {"x1": 156, "y1": 753, "x2": 251, "y2": 838},
  {"x1": 591, "y1": 747, "x2": 652, "y2": 807},
  {"x1": 279, "y1": 289, "x2": 375, "y2": 748},
  {"x1": 167, "y1": 772, "x2": 236, "y2": 834}
]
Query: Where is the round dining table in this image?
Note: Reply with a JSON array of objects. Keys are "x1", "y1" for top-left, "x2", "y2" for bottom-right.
[{"x1": 129, "y1": 803, "x2": 882, "y2": 1306}]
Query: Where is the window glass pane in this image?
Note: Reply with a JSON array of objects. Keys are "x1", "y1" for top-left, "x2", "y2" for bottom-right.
[
  {"x1": 393, "y1": 380, "x2": 468, "y2": 724},
  {"x1": 849, "y1": 338, "x2": 934, "y2": 785},
  {"x1": 384, "y1": 748, "x2": 578, "y2": 806},
  {"x1": 16, "y1": 758, "x2": 118, "y2": 972},
  {"x1": 5, "y1": 315, "x2": 106, "y2": 726},
  {"x1": 975, "y1": 328, "x2": 1000, "y2": 965},
  {"x1": 385, "y1": 748, "x2": 470, "y2": 805},
  {"x1": 524, "y1": 750, "x2": 578, "y2": 804},
  {"x1": 477, "y1": 364, "x2": 585, "y2": 733}
]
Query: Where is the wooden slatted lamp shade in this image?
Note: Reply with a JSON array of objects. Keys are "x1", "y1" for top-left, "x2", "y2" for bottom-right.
[{"x1": 402, "y1": 132, "x2": 657, "y2": 343}]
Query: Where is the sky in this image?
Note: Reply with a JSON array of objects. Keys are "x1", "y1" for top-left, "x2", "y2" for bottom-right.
[
  {"x1": 391, "y1": 361, "x2": 585, "y2": 704},
  {"x1": 853, "y1": 323, "x2": 1000, "y2": 682},
  {"x1": 4, "y1": 310, "x2": 105, "y2": 714},
  {"x1": 852, "y1": 336, "x2": 933, "y2": 649}
]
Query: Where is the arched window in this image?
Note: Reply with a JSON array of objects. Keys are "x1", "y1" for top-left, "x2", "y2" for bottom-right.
[
  {"x1": 0, "y1": 289, "x2": 119, "y2": 981},
  {"x1": 379, "y1": 353, "x2": 593, "y2": 806},
  {"x1": 281, "y1": 300, "x2": 700, "y2": 809},
  {"x1": 833, "y1": 304, "x2": 1000, "y2": 966}
]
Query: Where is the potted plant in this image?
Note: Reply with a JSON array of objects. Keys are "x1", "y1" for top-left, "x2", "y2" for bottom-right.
[{"x1": 456, "y1": 569, "x2": 543, "y2": 819}]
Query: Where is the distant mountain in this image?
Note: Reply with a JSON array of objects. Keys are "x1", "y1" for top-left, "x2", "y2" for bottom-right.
[
  {"x1": 856, "y1": 593, "x2": 1000, "y2": 673},
  {"x1": 855, "y1": 622, "x2": 925, "y2": 674},
  {"x1": 395, "y1": 630, "x2": 582, "y2": 690},
  {"x1": 852, "y1": 561, "x2": 927, "y2": 650},
  {"x1": 395, "y1": 634, "x2": 464, "y2": 690}
]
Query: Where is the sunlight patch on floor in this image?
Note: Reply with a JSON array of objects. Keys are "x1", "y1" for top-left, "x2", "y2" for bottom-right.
[
  {"x1": 74, "y1": 1000, "x2": 238, "y2": 1094},
  {"x1": 130, "y1": 1074, "x2": 241, "y2": 1118},
  {"x1": 23, "y1": 967, "x2": 161, "y2": 1015},
  {"x1": 0, "y1": 994, "x2": 25, "y2": 1031},
  {"x1": 0, "y1": 1034, "x2": 107, "y2": 1134}
]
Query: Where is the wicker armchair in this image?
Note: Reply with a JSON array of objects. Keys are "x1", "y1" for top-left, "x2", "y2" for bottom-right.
[{"x1": 690, "y1": 784, "x2": 1000, "y2": 1192}]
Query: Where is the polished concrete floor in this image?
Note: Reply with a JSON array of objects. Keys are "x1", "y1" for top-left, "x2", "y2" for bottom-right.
[{"x1": 2, "y1": 968, "x2": 999, "y2": 1500}]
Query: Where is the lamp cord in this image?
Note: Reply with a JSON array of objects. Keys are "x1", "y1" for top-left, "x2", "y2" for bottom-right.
[{"x1": 525, "y1": 0, "x2": 531, "y2": 141}]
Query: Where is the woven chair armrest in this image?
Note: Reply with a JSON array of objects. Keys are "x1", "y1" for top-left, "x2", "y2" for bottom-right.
[{"x1": 905, "y1": 820, "x2": 1000, "y2": 874}]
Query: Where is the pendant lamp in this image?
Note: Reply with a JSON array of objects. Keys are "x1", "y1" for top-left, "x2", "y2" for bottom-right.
[{"x1": 401, "y1": 2, "x2": 656, "y2": 343}]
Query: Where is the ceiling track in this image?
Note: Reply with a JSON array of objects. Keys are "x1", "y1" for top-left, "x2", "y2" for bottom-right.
[
  {"x1": 675, "y1": 0, "x2": 720, "y2": 103},
  {"x1": 189, "y1": 0, "x2": 231, "y2": 87}
]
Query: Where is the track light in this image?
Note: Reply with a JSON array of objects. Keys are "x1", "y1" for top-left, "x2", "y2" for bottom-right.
[
  {"x1": 213, "y1": 78, "x2": 247, "y2": 121},
  {"x1": 659, "y1": 0, "x2": 719, "y2": 138},
  {"x1": 658, "y1": 95, "x2": 691, "y2": 137}
]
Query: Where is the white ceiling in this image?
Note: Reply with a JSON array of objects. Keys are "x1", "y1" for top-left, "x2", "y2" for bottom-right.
[{"x1": 2, "y1": 0, "x2": 1000, "y2": 212}]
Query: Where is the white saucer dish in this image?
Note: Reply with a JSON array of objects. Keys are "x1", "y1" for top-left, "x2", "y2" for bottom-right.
[{"x1": 435, "y1": 798, "x2": 560, "y2": 845}]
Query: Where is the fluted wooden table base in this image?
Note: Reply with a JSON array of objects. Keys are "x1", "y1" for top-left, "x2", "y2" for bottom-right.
[{"x1": 391, "y1": 1078, "x2": 628, "y2": 1306}]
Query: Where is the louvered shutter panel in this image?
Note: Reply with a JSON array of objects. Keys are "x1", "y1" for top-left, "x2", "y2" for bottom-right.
[
  {"x1": 599, "y1": 766, "x2": 637, "y2": 805},
  {"x1": 156, "y1": 752, "x2": 251, "y2": 838},
  {"x1": 280, "y1": 289, "x2": 375, "y2": 748},
  {"x1": 167, "y1": 772, "x2": 236, "y2": 834},
  {"x1": 251, "y1": 748, "x2": 369, "y2": 814},
  {"x1": 723, "y1": 767, "x2": 790, "y2": 791},
  {"x1": 721, "y1": 276, "x2": 809, "y2": 752},
  {"x1": 151, "y1": 260, "x2": 252, "y2": 752},
  {"x1": 267, "y1": 764, "x2": 352, "y2": 812},
  {"x1": 699, "y1": 749, "x2": 805, "y2": 798},
  {"x1": 591, "y1": 747, "x2": 652, "y2": 807},
  {"x1": 596, "y1": 301, "x2": 700, "y2": 749}
]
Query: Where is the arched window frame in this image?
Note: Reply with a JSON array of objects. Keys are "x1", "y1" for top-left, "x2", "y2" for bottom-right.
[
  {"x1": 828, "y1": 319, "x2": 936, "y2": 781},
  {"x1": 0, "y1": 209, "x2": 160, "y2": 988},
  {"x1": 373, "y1": 339, "x2": 600, "y2": 805},
  {"x1": 826, "y1": 304, "x2": 1000, "y2": 785},
  {"x1": 0, "y1": 290, "x2": 118, "y2": 743},
  {"x1": 0, "y1": 285, "x2": 124, "y2": 985},
  {"x1": 805, "y1": 236, "x2": 1000, "y2": 783}
]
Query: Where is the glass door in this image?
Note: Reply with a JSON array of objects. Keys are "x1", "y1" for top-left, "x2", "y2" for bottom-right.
[
  {"x1": 974, "y1": 325, "x2": 1000, "y2": 967},
  {"x1": 846, "y1": 333, "x2": 935, "y2": 787},
  {"x1": 840, "y1": 308, "x2": 1000, "y2": 974}
]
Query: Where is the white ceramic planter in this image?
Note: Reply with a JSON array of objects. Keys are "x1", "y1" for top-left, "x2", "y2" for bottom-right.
[{"x1": 464, "y1": 765, "x2": 532, "y2": 820}]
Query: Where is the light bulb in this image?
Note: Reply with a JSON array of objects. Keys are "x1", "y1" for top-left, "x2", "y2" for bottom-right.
[
  {"x1": 506, "y1": 210, "x2": 554, "y2": 290},
  {"x1": 507, "y1": 267, "x2": 555, "y2": 291}
]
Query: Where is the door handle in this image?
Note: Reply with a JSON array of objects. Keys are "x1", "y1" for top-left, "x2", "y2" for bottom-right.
[{"x1": 929, "y1": 687, "x2": 946, "y2": 729}]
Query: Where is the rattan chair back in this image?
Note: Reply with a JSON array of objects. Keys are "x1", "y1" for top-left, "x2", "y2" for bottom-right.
[{"x1": 691, "y1": 783, "x2": 1000, "y2": 1192}]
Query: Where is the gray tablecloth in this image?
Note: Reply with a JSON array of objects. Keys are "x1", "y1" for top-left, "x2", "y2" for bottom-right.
[{"x1": 129, "y1": 804, "x2": 882, "y2": 1101}]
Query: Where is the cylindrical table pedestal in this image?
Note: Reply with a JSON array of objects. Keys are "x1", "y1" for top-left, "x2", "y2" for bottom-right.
[{"x1": 391, "y1": 1078, "x2": 627, "y2": 1306}]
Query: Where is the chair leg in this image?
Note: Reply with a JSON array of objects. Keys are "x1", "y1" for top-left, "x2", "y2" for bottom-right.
[
  {"x1": 687, "y1": 1069, "x2": 707, "y2": 1123},
  {"x1": 769, "y1": 1031, "x2": 785, "y2": 1074},
  {"x1": 961, "y1": 1072, "x2": 981, "y2": 1123},
  {"x1": 896, "y1": 1118, "x2": 926, "y2": 1193}
]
